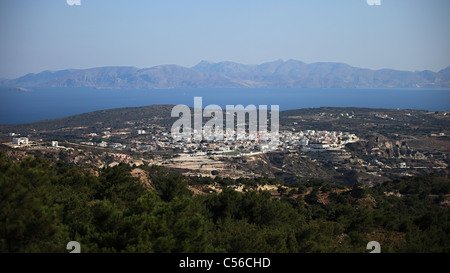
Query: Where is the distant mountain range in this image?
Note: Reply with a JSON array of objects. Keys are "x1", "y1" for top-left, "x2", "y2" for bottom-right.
[{"x1": 1, "y1": 60, "x2": 449, "y2": 89}]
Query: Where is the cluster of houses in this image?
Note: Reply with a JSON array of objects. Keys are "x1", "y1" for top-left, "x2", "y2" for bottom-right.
[
  {"x1": 111, "y1": 153, "x2": 131, "y2": 160},
  {"x1": 74, "y1": 126, "x2": 360, "y2": 155},
  {"x1": 8, "y1": 125, "x2": 359, "y2": 159},
  {"x1": 79, "y1": 141, "x2": 127, "y2": 150},
  {"x1": 285, "y1": 130, "x2": 359, "y2": 152},
  {"x1": 165, "y1": 129, "x2": 359, "y2": 154}
]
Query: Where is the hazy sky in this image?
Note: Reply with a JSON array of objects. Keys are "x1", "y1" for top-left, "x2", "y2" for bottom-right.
[{"x1": 0, "y1": 0, "x2": 449, "y2": 78}]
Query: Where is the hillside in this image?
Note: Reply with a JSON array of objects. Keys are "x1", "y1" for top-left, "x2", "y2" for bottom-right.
[
  {"x1": 1, "y1": 152, "x2": 449, "y2": 253},
  {"x1": 0, "y1": 104, "x2": 177, "y2": 132},
  {"x1": 1, "y1": 104, "x2": 448, "y2": 187}
]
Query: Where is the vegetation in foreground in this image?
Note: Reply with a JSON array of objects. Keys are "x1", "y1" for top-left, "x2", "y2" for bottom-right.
[{"x1": 0, "y1": 151, "x2": 449, "y2": 253}]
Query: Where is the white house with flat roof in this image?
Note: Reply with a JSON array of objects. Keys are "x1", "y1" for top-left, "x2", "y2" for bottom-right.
[
  {"x1": 12, "y1": 137, "x2": 28, "y2": 145},
  {"x1": 98, "y1": 141, "x2": 108, "y2": 147}
]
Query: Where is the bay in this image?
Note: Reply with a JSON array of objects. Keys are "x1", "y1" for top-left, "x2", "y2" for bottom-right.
[{"x1": 0, "y1": 87, "x2": 449, "y2": 124}]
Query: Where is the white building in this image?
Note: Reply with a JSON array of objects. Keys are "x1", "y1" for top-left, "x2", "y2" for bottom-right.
[
  {"x1": 138, "y1": 130, "x2": 146, "y2": 135},
  {"x1": 98, "y1": 141, "x2": 108, "y2": 147},
  {"x1": 112, "y1": 143, "x2": 126, "y2": 149},
  {"x1": 51, "y1": 141, "x2": 58, "y2": 147},
  {"x1": 80, "y1": 142, "x2": 94, "y2": 146},
  {"x1": 12, "y1": 137, "x2": 28, "y2": 145},
  {"x1": 299, "y1": 138, "x2": 309, "y2": 146}
]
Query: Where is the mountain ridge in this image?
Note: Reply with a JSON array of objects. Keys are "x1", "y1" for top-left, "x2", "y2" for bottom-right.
[{"x1": 2, "y1": 60, "x2": 449, "y2": 89}]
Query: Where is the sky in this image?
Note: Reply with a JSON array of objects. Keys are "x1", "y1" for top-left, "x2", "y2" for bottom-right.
[{"x1": 0, "y1": 0, "x2": 449, "y2": 79}]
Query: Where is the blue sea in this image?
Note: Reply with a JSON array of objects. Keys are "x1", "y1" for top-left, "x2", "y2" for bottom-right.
[{"x1": 0, "y1": 87, "x2": 449, "y2": 124}]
